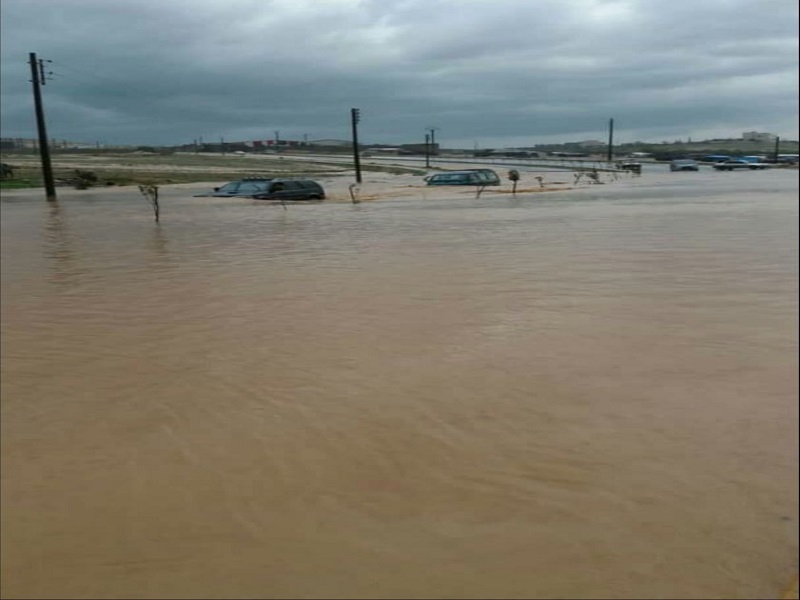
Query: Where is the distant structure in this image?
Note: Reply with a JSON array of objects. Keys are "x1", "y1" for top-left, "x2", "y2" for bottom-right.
[
  {"x1": 577, "y1": 140, "x2": 606, "y2": 148},
  {"x1": 308, "y1": 139, "x2": 351, "y2": 148},
  {"x1": 742, "y1": 131, "x2": 777, "y2": 143},
  {"x1": 1, "y1": 138, "x2": 100, "y2": 150},
  {"x1": 478, "y1": 149, "x2": 540, "y2": 158},
  {"x1": 397, "y1": 143, "x2": 439, "y2": 155}
]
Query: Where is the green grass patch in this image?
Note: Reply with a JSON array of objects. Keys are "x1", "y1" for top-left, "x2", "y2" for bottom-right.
[{"x1": 0, "y1": 179, "x2": 38, "y2": 190}]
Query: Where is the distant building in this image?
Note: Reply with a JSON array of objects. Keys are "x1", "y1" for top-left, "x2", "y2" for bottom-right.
[
  {"x1": 398, "y1": 143, "x2": 438, "y2": 155},
  {"x1": 1, "y1": 138, "x2": 96, "y2": 150},
  {"x1": 485, "y1": 149, "x2": 540, "y2": 158},
  {"x1": 1, "y1": 138, "x2": 36, "y2": 150},
  {"x1": 742, "y1": 131, "x2": 777, "y2": 143},
  {"x1": 578, "y1": 140, "x2": 606, "y2": 148},
  {"x1": 309, "y1": 139, "x2": 351, "y2": 147}
]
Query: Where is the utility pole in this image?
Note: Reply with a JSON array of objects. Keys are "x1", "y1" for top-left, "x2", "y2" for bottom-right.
[
  {"x1": 427, "y1": 126, "x2": 439, "y2": 158},
  {"x1": 606, "y1": 118, "x2": 614, "y2": 162},
  {"x1": 774, "y1": 136, "x2": 780, "y2": 162},
  {"x1": 29, "y1": 52, "x2": 56, "y2": 201},
  {"x1": 274, "y1": 130, "x2": 280, "y2": 152},
  {"x1": 425, "y1": 133, "x2": 431, "y2": 168},
  {"x1": 351, "y1": 108, "x2": 362, "y2": 184}
]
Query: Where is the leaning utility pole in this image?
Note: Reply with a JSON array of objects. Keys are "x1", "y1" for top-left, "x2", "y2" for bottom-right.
[
  {"x1": 351, "y1": 108, "x2": 362, "y2": 184},
  {"x1": 606, "y1": 118, "x2": 614, "y2": 163},
  {"x1": 29, "y1": 52, "x2": 56, "y2": 201}
]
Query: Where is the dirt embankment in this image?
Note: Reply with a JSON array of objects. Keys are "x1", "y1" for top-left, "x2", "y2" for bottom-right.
[{"x1": 2, "y1": 151, "x2": 584, "y2": 201}]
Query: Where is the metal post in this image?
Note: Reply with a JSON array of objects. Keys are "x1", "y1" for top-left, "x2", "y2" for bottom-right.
[
  {"x1": 606, "y1": 118, "x2": 614, "y2": 163},
  {"x1": 351, "y1": 108, "x2": 362, "y2": 184},
  {"x1": 427, "y1": 127, "x2": 438, "y2": 159},
  {"x1": 29, "y1": 52, "x2": 56, "y2": 201}
]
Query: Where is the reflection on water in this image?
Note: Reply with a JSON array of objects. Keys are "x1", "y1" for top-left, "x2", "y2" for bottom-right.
[
  {"x1": 147, "y1": 224, "x2": 172, "y2": 271},
  {"x1": 1, "y1": 171, "x2": 798, "y2": 599},
  {"x1": 42, "y1": 202, "x2": 84, "y2": 284}
]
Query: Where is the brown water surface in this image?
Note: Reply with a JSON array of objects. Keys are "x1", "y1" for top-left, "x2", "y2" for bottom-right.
[{"x1": 2, "y1": 169, "x2": 798, "y2": 599}]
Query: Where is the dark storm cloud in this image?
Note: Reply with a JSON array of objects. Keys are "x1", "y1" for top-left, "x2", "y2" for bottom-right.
[{"x1": 1, "y1": 0, "x2": 797, "y2": 147}]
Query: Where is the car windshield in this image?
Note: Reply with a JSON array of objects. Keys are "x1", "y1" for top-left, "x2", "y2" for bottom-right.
[{"x1": 217, "y1": 182, "x2": 240, "y2": 192}]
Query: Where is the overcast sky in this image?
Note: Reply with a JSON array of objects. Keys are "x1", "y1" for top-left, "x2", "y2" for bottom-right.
[{"x1": 1, "y1": 0, "x2": 798, "y2": 148}]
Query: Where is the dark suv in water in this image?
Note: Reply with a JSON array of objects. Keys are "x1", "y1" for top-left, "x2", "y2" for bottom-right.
[
  {"x1": 251, "y1": 179, "x2": 325, "y2": 201},
  {"x1": 204, "y1": 177, "x2": 325, "y2": 200},
  {"x1": 209, "y1": 177, "x2": 274, "y2": 196}
]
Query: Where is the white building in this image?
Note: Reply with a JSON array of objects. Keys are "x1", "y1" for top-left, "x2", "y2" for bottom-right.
[{"x1": 742, "y1": 131, "x2": 777, "y2": 143}]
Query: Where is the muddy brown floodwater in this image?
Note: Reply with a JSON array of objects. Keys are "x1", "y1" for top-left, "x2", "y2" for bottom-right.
[{"x1": 1, "y1": 168, "x2": 798, "y2": 599}]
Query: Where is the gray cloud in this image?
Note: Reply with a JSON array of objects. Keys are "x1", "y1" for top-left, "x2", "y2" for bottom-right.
[{"x1": 1, "y1": 0, "x2": 797, "y2": 147}]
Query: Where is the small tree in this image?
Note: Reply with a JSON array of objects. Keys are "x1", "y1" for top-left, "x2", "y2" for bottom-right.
[
  {"x1": 138, "y1": 185, "x2": 160, "y2": 222},
  {"x1": 73, "y1": 169, "x2": 98, "y2": 189},
  {"x1": 508, "y1": 169, "x2": 520, "y2": 194}
]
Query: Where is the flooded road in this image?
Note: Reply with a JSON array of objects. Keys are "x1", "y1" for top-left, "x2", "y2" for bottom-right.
[{"x1": 2, "y1": 169, "x2": 798, "y2": 599}]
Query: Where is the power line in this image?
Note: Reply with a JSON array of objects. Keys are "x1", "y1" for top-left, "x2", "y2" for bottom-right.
[{"x1": 48, "y1": 60, "x2": 124, "y2": 86}]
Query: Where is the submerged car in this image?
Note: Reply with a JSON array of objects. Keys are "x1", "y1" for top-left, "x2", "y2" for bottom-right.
[
  {"x1": 425, "y1": 170, "x2": 499, "y2": 186},
  {"x1": 713, "y1": 159, "x2": 770, "y2": 171},
  {"x1": 207, "y1": 177, "x2": 274, "y2": 197},
  {"x1": 670, "y1": 159, "x2": 700, "y2": 172},
  {"x1": 462, "y1": 169, "x2": 501, "y2": 185},
  {"x1": 200, "y1": 177, "x2": 325, "y2": 200},
  {"x1": 251, "y1": 179, "x2": 326, "y2": 201}
]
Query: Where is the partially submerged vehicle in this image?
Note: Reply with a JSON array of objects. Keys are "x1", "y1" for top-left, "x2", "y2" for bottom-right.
[
  {"x1": 197, "y1": 177, "x2": 325, "y2": 200},
  {"x1": 251, "y1": 179, "x2": 325, "y2": 201},
  {"x1": 425, "y1": 169, "x2": 500, "y2": 186},
  {"x1": 463, "y1": 169, "x2": 501, "y2": 185},
  {"x1": 713, "y1": 159, "x2": 770, "y2": 171},
  {"x1": 670, "y1": 159, "x2": 700, "y2": 172},
  {"x1": 204, "y1": 177, "x2": 274, "y2": 197}
]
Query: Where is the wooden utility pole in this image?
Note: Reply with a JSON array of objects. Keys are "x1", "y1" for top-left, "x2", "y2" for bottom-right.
[
  {"x1": 425, "y1": 133, "x2": 431, "y2": 168},
  {"x1": 606, "y1": 118, "x2": 614, "y2": 162},
  {"x1": 29, "y1": 52, "x2": 56, "y2": 201},
  {"x1": 351, "y1": 108, "x2": 362, "y2": 184}
]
